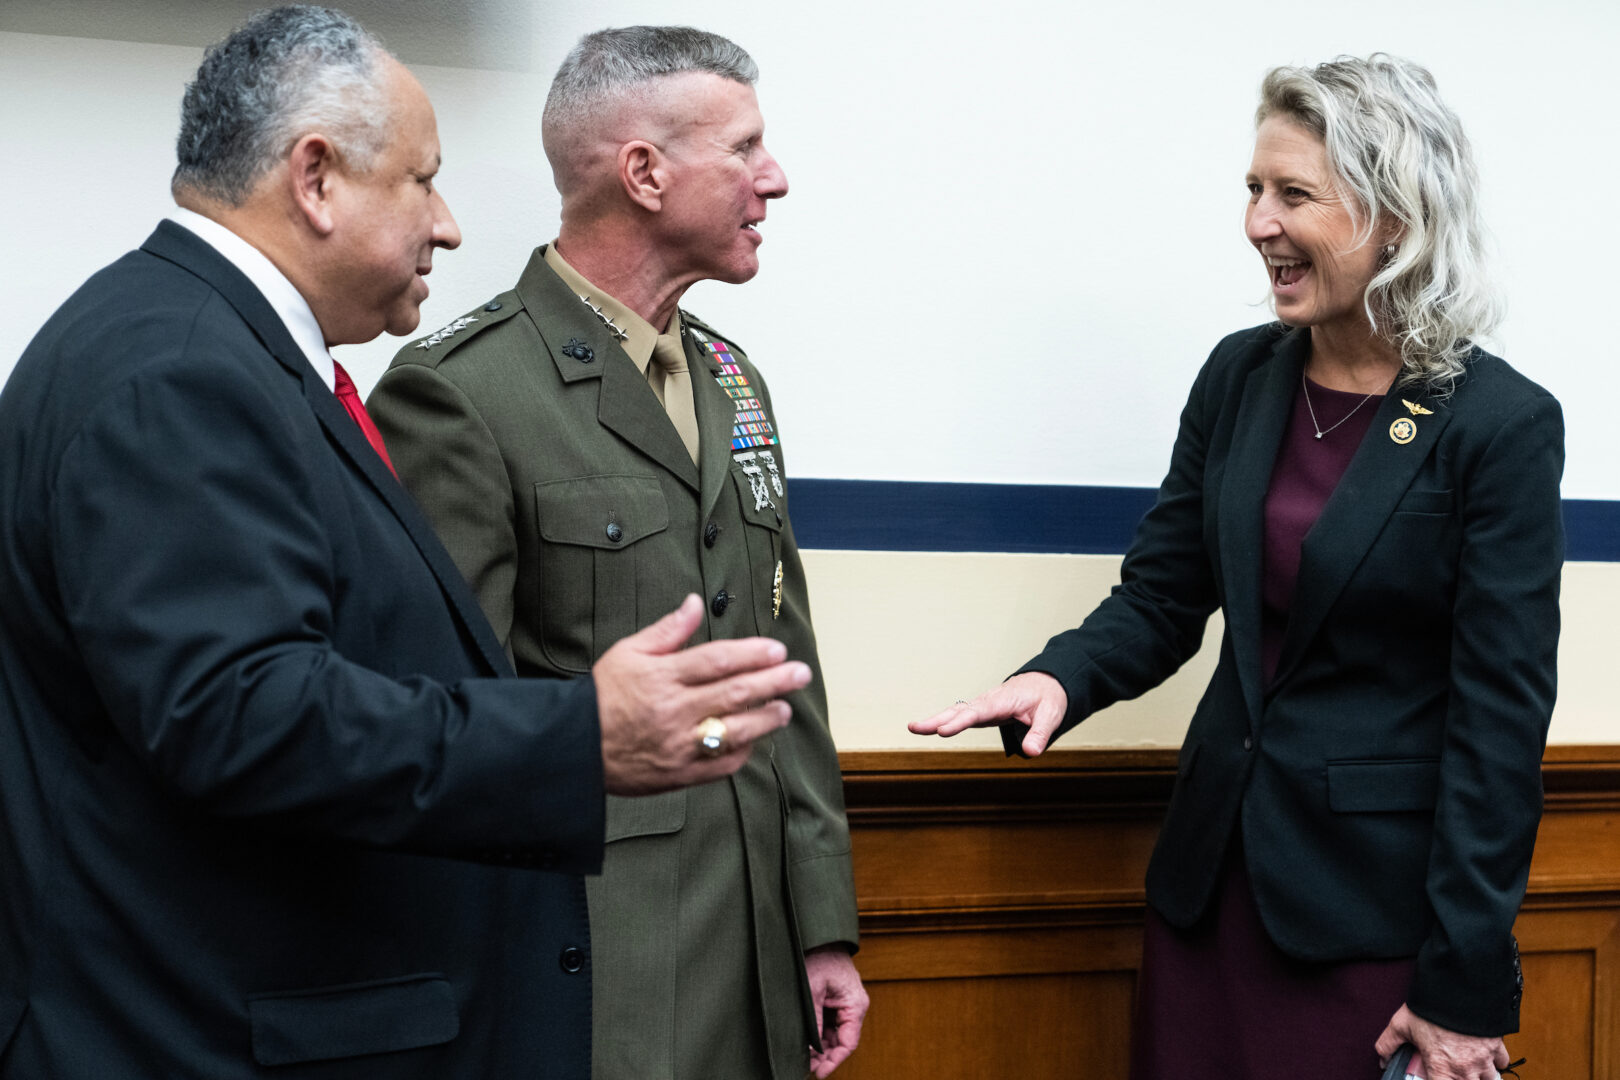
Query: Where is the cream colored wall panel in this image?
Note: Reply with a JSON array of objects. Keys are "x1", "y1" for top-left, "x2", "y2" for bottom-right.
[
  {"x1": 1551, "y1": 562, "x2": 1620, "y2": 744},
  {"x1": 804, "y1": 550, "x2": 1214, "y2": 750},
  {"x1": 805, "y1": 550, "x2": 1618, "y2": 750}
]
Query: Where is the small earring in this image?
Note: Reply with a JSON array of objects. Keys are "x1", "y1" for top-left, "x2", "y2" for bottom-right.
[{"x1": 1384, "y1": 243, "x2": 1398, "y2": 255}]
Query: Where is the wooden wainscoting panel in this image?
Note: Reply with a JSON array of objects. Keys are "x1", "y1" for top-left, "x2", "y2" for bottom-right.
[
  {"x1": 836, "y1": 970, "x2": 1135, "y2": 1080},
  {"x1": 839, "y1": 746, "x2": 1620, "y2": 1080}
]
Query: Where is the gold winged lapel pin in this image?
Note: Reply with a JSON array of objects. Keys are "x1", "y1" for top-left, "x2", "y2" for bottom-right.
[{"x1": 1402, "y1": 399, "x2": 1434, "y2": 416}]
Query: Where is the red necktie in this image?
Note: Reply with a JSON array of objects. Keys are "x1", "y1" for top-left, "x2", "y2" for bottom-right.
[{"x1": 331, "y1": 360, "x2": 398, "y2": 478}]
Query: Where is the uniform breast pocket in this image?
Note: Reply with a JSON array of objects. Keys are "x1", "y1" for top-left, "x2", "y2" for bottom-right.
[
  {"x1": 730, "y1": 468, "x2": 784, "y2": 635},
  {"x1": 533, "y1": 474, "x2": 669, "y2": 672}
]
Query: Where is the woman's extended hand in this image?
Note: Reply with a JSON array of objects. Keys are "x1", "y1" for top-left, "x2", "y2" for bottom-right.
[
  {"x1": 908, "y1": 672, "x2": 1069, "y2": 756},
  {"x1": 1376, "y1": 1003, "x2": 1510, "y2": 1080}
]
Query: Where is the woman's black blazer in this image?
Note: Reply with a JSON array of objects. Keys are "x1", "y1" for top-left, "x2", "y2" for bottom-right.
[{"x1": 1014, "y1": 323, "x2": 1564, "y2": 1036}]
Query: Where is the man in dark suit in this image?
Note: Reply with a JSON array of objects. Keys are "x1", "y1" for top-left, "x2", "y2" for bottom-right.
[
  {"x1": 369, "y1": 26, "x2": 866, "y2": 1080},
  {"x1": 0, "y1": 8, "x2": 808, "y2": 1077}
]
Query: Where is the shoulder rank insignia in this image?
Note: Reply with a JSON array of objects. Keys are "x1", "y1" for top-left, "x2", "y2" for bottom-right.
[
  {"x1": 1402, "y1": 398, "x2": 1433, "y2": 416},
  {"x1": 579, "y1": 295, "x2": 627, "y2": 342},
  {"x1": 414, "y1": 315, "x2": 477, "y2": 349}
]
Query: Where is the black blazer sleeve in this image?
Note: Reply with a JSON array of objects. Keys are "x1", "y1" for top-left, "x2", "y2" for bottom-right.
[
  {"x1": 1008, "y1": 333, "x2": 1254, "y2": 745},
  {"x1": 1407, "y1": 389, "x2": 1562, "y2": 1034}
]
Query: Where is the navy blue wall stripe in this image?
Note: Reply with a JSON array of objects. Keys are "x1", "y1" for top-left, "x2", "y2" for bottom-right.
[{"x1": 786, "y1": 479, "x2": 1620, "y2": 561}]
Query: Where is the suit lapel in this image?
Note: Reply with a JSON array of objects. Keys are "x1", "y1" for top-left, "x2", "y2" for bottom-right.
[
  {"x1": 519, "y1": 247, "x2": 701, "y2": 493},
  {"x1": 689, "y1": 325, "x2": 738, "y2": 523},
  {"x1": 1218, "y1": 327, "x2": 1308, "y2": 722},
  {"x1": 1271, "y1": 383, "x2": 1453, "y2": 686},
  {"x1": 141, "y1": 222, "x2": 514, "y2": 678}
]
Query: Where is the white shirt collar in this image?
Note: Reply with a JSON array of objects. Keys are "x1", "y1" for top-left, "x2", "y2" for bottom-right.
[{"x1": 165, "y1": 207, "x2": 335, "y2": 391}]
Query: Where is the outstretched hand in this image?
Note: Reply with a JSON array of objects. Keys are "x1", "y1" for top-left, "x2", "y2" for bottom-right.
[
  {"x1": 908, "y1": 671, "x2": 1069, "y2": 757},
  {"x1": 593, "y1": 594, "x2": 811, "y2": 795}
]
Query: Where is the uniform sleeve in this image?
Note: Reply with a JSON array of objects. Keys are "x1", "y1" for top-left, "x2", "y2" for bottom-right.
[
  {"x1": 1008, "y1": 347, "x2": 1225, "y2": 751},
  {"x1": 370, "y1": 361, "x2": 521, "y2": 650},
  {"x1": 1407, "y1": 392, "x2": 1564, "y2": 1036},
  {"x1": 51, "y1": 350, "x2": 603, "y2": 871},
  {"x1": 757, "y1": 375, "x2": 861, "y2": 952}
]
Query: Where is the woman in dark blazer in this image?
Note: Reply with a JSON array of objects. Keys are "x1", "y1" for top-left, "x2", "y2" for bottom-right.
[{"x1": 913, "y1": 55, "x2": 1561, "y2": 1080}]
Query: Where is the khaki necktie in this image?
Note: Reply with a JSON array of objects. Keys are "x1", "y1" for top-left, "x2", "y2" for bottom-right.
[{"x1": 651, "y1": 333, "x2": 700, "y2": 464}]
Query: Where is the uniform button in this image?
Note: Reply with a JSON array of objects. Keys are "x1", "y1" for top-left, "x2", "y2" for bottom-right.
[
  {"x1": 605, "y1": 522, "x2": 623, "y2": 543},
  {"x1": 483, "y1": 299, "x2": 502, "y2": 312},
  {"x1": 1242, "y1": 736, "x2": 1253, "y2": 751},
  {"x1": 711, "y1": 590, "x2": 732, "y2": 616},
  {"x1": 559, "y1": 947, "x2": 584, "y2": 974},
  {"x1": 704, "y1": 521, "x2": 720, "y2": 548}
]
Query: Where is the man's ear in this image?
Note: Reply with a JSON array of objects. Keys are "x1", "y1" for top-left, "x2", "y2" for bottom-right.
[
  {"x1": 287, "y1": 133, "x2": 341, "y2": 236},
  {"x1": 618, "y1": 140, "x2": 665, "y2": 212}
]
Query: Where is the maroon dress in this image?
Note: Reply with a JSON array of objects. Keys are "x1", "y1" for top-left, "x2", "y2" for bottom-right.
[{"x1": 1129, "y1": 378, "x2": 1415, "y2": 1079}]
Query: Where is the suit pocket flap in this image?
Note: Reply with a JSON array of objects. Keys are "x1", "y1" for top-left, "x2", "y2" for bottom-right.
[
  {"x1": 536, "y1": 474, "x2": 668, "y2": 549},
  {"x1": 1327, "y1": 758, "x2": 1441, "y2": 812},
  {"x1": 605, "y1": 789, "x2": 686, "y2": 843},
  {"x1": 1394, "y1": 488, "x2": 1454, "y2": 515},
  {"x1": 249, "y1": 974, "x2": 458, "y2": 1066}
]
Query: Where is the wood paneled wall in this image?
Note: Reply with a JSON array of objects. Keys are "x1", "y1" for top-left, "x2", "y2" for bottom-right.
[{"x1": 836, "y1": 746, "x2": 1620, "y2": 1080}]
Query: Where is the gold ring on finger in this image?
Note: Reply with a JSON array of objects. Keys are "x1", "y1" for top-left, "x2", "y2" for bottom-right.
[{"x1": 696, "y1": 717, "x2": 729, "y2": 758}]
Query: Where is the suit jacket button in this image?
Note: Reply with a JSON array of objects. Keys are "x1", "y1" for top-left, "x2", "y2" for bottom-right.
[
  {"x1": 704, "y1": 521, "x2": 720, "y2": 548},
  {"x1": 560, "y1": 946, "x2": 585, "y2": 974},
  {"x1": 606, "y1": 522, "x2": 623, "y2": 543},
  {"x1": 711, "y1": 590, "x2": 732, "y2": 616},
  {"x1": 1242, "y1": 736, "x2": 1253, "y2": 751}
]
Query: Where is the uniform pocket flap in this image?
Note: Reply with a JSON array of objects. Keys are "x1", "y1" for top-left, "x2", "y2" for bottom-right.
[
  {"x1": 1327, "y1": 758, "x2": 1441, "y2": 812},
  {"x1": 249, "y1": 974, "x2": 458, "y2": 1066},
  {"x1": 535, "y1": 474, "x2": 668, "y2": 549},
  {"x1": 605, "y1": 789, "x2": 687, "y2": 843}
]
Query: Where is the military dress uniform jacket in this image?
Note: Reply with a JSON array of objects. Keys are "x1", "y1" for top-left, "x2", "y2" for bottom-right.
[
  {"x1": 0, "y1": 223, "x2": 605, "y2": 1078},
  {"x1": 1010, "y1": 323, "x2": 1562, "y2": 1036},
  {"x1": 371, "y1": 246, "x2": 859, "y2": 1079}
]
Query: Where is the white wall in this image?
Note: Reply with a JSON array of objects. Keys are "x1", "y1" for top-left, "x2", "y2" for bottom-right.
[{"x1": 3, "y1": 0, "x2": 1616, "y2": 497}]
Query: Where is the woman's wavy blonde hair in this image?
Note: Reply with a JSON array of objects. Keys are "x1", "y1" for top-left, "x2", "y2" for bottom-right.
[{"x1": 1258, "y1": 54, "x2": 1502, "y2": 396}]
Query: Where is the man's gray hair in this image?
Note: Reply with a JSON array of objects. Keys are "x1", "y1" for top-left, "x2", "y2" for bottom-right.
[
  {"x1": 1258, "y1": 54, "x2": 1502, "y2": 396},
  {"x1": 172, "y1": 5, "x2": 392, "y2": 206},
  {"x1": 543, "y1": 26, "x2": 757, "y2": 139}
]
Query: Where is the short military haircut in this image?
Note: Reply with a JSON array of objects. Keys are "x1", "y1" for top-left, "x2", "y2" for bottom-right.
[
  {"x1": 542, "y1": 26, "x2": 757, "y2": 167},
  {"x1": 172, "y1": 5, "x2": 392, "y2": 206}
]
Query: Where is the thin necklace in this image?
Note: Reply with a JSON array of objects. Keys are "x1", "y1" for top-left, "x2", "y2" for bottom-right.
[{"x1": 1301, "y1": 371, "x2": 1378, "y2": 439}]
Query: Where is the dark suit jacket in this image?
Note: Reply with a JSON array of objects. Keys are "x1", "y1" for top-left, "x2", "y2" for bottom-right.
[
  {"x1": 1013, "y1": 323, "x2": 1563, "y2": 1036},
  {"x1": 0, "y1": 222, "x2": 606, "y2": 1077}
]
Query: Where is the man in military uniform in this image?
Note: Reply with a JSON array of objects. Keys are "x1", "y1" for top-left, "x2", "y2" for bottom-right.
[{"x1": 369, "y1": 25, "x2": 866, "y2": 1080}]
